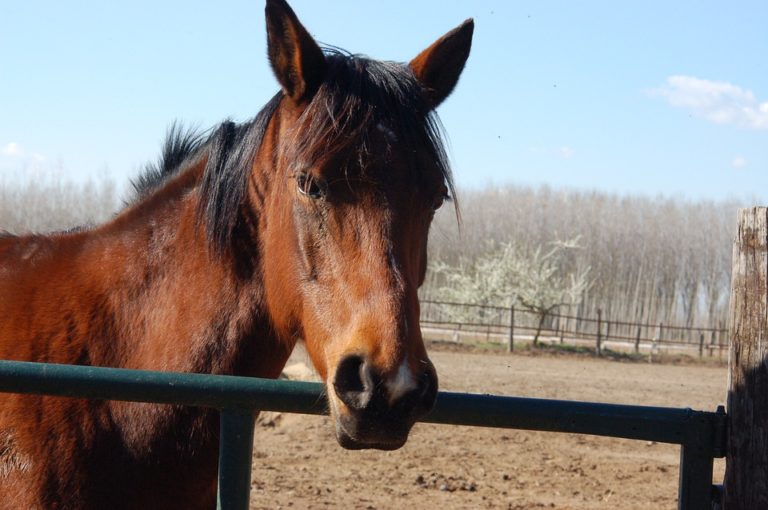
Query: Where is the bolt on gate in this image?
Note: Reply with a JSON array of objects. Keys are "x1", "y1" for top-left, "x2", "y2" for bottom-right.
[{"x1": 0, "y1": 359, "x2": 726, "y2": 510}]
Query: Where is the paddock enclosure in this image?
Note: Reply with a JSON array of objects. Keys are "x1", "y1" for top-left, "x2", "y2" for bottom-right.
[
  {"x1": 0, "y1": 353, "x2": 726, "y2": 510},
  {"x1": 251, "y1": 347, "x2": 728, "y2": 509}
]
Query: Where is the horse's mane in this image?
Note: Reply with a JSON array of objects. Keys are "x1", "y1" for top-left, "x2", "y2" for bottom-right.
[
  {"x1": 130, "y1": 49, "x2": 454, "y2": 254},
  {"x1": 128, "y1": 123, "x2": 207, "y2": 200}
]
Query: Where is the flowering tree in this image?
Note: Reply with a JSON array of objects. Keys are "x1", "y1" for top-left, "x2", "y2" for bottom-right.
[{"x1": 430, "y1": 238, "x2": 591, "y2": 345}]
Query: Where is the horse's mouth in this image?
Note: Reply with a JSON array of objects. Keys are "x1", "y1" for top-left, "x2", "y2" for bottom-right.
[
  {"x1": 331, "y1": 401, "x2": 414, "y2": 450},
  {"x1": 334, "y1": 422, "x2": 409, "y2": 451}
]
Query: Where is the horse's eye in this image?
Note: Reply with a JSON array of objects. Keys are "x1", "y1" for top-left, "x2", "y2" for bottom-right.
[
  {"x1": 432, "y1": 193, "x2": 449, "y2": 211},
  {"x1": 297, "y1": 173, "x2": 324, "y2": 199}
]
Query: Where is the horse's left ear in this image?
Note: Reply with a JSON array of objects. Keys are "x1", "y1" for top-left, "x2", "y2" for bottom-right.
[
  {"x1": 409, "y1": 19, "x2": 474, "y2": 109},
  {"x1": 265, "y1": 0, "x2": 326, "y2": 103}
]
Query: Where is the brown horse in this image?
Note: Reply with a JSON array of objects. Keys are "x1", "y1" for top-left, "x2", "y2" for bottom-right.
[{"x1": 0, "y1": 1, "x2": 472, "y2": 508}]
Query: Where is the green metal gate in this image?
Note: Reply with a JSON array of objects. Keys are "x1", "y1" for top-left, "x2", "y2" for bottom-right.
[{"x1": 0, "y1": 360, "x2": 726, "y2": 510}]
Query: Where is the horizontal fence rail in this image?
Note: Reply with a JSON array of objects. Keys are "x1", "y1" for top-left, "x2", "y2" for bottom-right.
[{"x1": 0, "y1": 360, "x2": 727, "y2": 510}]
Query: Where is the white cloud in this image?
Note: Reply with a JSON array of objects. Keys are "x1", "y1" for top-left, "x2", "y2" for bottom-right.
[
  {"x1": 650, "y1": 75, "x2": 768, "y2": 130},
  {"x1": 732, "y1": 156, "x2": 747, "y2": 169},
  {"x1": 0, "y1": 142, "x2": 51, "y2": 178},
  {"x1": 559, "y1": 146, "x2": 575, "y2": 159},
  {"x1": 1, "y1": 142, "x2": 22, "y2": 156}
]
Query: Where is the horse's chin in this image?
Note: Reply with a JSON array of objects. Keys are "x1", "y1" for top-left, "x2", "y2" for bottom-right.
[
  {"x1": 331, "y1": 405, "x2": 413, "y2": 450},
  {"x1": 334, "y1": 423, "x2": 408, "y2": 451}
]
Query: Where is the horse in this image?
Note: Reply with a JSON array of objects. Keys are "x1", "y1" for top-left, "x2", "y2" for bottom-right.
[{"x1": 0, "y1": 1, "x2": 473, "y2": 508}]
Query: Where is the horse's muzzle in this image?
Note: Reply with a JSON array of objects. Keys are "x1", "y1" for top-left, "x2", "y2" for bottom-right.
[{"x1": 331, "y1": 354, "x2": 437, "y2": 450}]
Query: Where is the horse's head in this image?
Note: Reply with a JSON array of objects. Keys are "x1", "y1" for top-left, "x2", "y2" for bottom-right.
[{"x1": 260, "y1": 0, "x2": 472, "y2": 450}]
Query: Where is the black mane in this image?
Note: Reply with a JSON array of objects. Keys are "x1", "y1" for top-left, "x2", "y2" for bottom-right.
[
  {"x1": 132, "y1": 50, "x2": 454, "y2": 254},
  {"x1": 128, "y1": 123, "x2": 206, "y2": 201}
]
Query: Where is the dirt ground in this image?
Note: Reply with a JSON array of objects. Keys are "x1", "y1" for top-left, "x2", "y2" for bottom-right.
[{"x1": 249, "y1": 343, "x2": 727, "y2": 510}]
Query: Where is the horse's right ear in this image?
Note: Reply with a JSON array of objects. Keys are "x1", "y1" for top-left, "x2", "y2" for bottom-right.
[
  {"x1": 265, "y1": 0, "x2": 326, "y2": 103},
  {"x1": 409, "y1": 19, "x2": 474, "y2": 109}
]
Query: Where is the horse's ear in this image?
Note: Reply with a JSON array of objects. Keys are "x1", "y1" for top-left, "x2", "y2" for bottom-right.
[
  {"x1": 409, "y1": 19, "x2": 474, "y2": 109},
  {"x1": 265, "y1": 0, "x2": 326, "y2": 103}
]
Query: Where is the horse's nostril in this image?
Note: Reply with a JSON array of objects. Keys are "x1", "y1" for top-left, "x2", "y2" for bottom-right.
[
  {"x1": 419, "y1": 369, "x2": 438, "y2": 411},
  {"x1": 333, "y1": 355, "x2": 375, "y2": 411}
]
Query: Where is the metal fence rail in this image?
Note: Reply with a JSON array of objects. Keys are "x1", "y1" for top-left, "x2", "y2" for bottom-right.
[{"x1": 0, "y1": 360, "x2": 726, "y2": 510}]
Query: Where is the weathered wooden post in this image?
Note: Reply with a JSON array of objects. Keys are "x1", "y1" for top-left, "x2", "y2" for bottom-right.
[
  {"x1": 635, "y1": 325, "x2": 642, "y2": 354},
  {"x1": 507, "y1": 305, "x2": 515, "y2": 353},
  {"x1": 724, "y1": 207, "x2": 768, "y2": 509},
  {"x1": 596, "y1": 308, "x2": 602, "y2": 357},
  {"x1": 699, "y1": 333, "x2": 705, "y2": 359},
  {"x1": 649, "y1": 322, "x2": 662, "y2": 364},
  {"x1": 720, "y1": 320, "x2": 727, "y2": 360}
]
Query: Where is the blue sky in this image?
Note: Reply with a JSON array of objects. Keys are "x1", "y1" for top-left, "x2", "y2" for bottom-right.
[{"x1": 1, "y1": 1, "x2": 766, "y2": 203}]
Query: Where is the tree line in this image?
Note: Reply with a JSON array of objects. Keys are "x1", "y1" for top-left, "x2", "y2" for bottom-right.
[
  {"x1": 425, "y1": 184, "x2": 741, "y2": 330},
  {"x1": 0, "y1": 177, "x2": 742, "y2": 330},
  {"x1": 0, "y1": 176, "x2": 118, "y2": 234}
]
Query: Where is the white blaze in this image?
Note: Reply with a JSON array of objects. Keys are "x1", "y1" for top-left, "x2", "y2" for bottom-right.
[{"x1": 385, "y1": 359, "x2": 417, "y2": 404}]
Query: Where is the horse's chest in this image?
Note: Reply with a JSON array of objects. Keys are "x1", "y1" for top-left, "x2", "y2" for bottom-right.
[{"x1": 3, "y1": 399, "x2": 220, "y2": 510}]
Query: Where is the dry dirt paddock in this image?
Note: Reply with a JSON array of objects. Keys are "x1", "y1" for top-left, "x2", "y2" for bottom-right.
[{"x1": 249, "y1": 344, "x2": 727, "y2": 510}]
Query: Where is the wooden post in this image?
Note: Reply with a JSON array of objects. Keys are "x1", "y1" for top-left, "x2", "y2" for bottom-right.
[
  {"x1": 699, "y1": 333, "x2": 704, "y2": 359},
  {"x1": 596, "y1": 308, "x2": 602, "y2": 357},
  {"x1": 720, "y1": 320, "x2": 727, "y2": 361},
  {"x1": 724, "y1": 207, "x2": 768, "y2": 509},
  {"x1": 507, "y1": 306, "x2": 514, "y2": 353},
  {"x1": 635, "y1": 325, "x2": 642, "y2": 354},
  {"x1": 650, "y1": 322, "x2": 662, "y2": 364},
  {"x1": 710, "y1": 330, "x2": 717, "y2": 357}
]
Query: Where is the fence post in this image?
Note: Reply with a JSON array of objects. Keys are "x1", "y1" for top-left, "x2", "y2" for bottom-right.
[
  {"x1": 724, "y1": 207, "x2": 768, "y2": 509},
  {"x1": 507, "y1": 305, "x2": 514, "y2": 353},
  {"x1": 635, "y1": 325, "x2": 642, "y2": 354},
  {"x1": 719, "y1": 320, "x2": 726, "y2": 360},
  {"x1": 596, "y1": 308, "x2": 602, "y2": 357},
  {"x1": 217, "y1": 408, "x2": 256, "y2": 510},
  {"x1": 699, "y1": 333, "x2": 704, "y2": 359}
]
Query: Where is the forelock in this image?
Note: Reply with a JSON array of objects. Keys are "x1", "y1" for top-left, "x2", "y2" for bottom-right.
[{"x1": 286, "y1": 51, "x2": 453, "y2": 192}]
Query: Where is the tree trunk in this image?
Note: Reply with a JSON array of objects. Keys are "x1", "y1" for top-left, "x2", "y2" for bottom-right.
[{"x1": 532, "y1": 312, "x2": 547, "y2": 346}]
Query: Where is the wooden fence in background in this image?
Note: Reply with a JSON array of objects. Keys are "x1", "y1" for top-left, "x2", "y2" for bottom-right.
[{"x1": 420, "y1": 299, "x2": 728, "y2": 357}]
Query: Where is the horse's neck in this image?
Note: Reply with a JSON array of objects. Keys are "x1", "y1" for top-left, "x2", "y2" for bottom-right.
[{"x1": 89, "y1": 165, "x2": 285, "y2": 377}]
